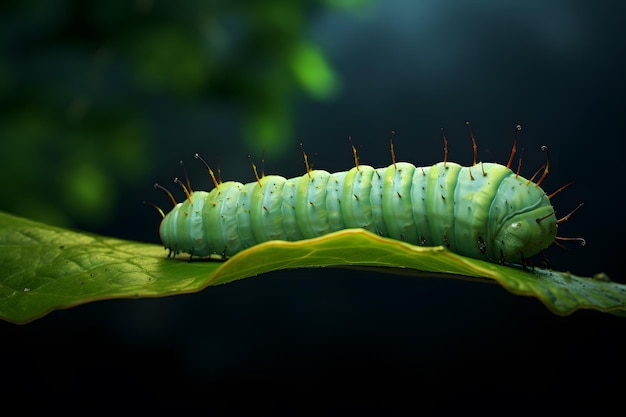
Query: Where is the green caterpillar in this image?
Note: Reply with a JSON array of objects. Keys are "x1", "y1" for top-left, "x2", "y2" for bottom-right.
[{"x1": 157, "y1": 125, "x2": 567, "y2": 264}]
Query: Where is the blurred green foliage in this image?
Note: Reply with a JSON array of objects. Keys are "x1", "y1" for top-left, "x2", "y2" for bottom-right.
[{"x1": 0, "y1": 0, "x2": 366, "y2": 230}]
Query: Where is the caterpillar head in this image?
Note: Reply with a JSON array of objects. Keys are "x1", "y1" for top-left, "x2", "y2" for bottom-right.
[{"x1": 491, "y1": 176, "x2": 558, "y2": 263}]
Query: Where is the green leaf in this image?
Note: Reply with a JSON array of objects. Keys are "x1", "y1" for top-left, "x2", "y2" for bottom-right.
[
  {"x1": 290, "y1": 41, "x2": 338, "y2": 99},
  {"x1": 1, "y1": 211, "x2": 625, "y2": 324}
]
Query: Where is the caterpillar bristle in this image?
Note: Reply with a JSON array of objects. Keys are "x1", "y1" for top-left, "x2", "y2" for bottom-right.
[
  {"x1": 216, "y1": 158, "x2": 223, "y2": 184},
  {"x1": 556, "y1": 202, "x2": 584, "y2": 224},
  {"x1": 515, "y1": 147, "x2": 524, "y2": 178},
  {"x1": 465, "y1": 121, "x2": 478, "y2": 166},
  {"x1": 301, "y1": 142, "x2": 312, "y2": 179},
  {"x1": 506, "y1": 124, "x2": 522, "y2": 170},
  {"x1": 535, "y1": 145, "x2": 550, "y2": 187},
  {"x1": 348, "y1": 136, "x2": 360, "y2": 171},
  {"x1": 547, "y1": 181, "x2": 574, "y2": 200},
  {"x1": 555, "y1": 236, "x2": 587, "y2": 247},
  {"x1": 536, "y1": 211, "x2": 556, "y2": 223},
  {"x1": 154, "y1": 183, "x2": 177, "y2": 207},
  {"x1": 179, "y1": 160, "x2": 193, "y2": 193},
  {"x1": 174, "y1": 177, "x2": 192, "y2": 203},
  {"x1": 248, "y1": 155, "x2": 262, "y2": 187},
  {"x1": 526, "y1": 163, "x2": 545, "y2": 186},
  {"x1": 389, "y1": 130, "x2": 397, "y2": 168},
  {"x1": 143, "y1": 200, "x2": 165, "y2": 219},
  {"x1": 440, "y1": 127, "x2": 449, "y2": 167},
  {"x1": 194, "y1": 153, "x2": 220, "y2": 190}
]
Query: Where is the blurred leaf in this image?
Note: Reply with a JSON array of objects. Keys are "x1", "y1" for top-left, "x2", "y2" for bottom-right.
[
  {"x1": 290, "y1": 41, "x2": 339, "y2": 99},
  {"x1": 1, "y1": 0, "x2": 362, "y2": 230},
  {"x1": 122, "y1": 24, "x2": 210, "y2": 94},
  {"x1": 244, "y1": 102, "x2": 293, "y2": 155},
  {"x1": 2, "y1": 211, "x2": 625, "y2": 325},
  {"x1": 323, "y1": 0, "x2": 372, "y2": 9},
  {"x1": 59, "y1": 161, "x2": 115, "y2": 226}
]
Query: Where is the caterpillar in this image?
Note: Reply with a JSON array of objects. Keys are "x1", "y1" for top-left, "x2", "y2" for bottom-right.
[{"x1": 154, "y1": 124, "x2": 581, "y2": 265}]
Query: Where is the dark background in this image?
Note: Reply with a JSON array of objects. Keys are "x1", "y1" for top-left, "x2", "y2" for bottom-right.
[{"x1": 1, "y1": 1, "x2": 625, "y2": 415}]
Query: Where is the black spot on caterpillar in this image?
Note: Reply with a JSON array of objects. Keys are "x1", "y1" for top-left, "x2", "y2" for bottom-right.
[{"x1": 155, "y1": 124, "x2": 582, "y2": 265}]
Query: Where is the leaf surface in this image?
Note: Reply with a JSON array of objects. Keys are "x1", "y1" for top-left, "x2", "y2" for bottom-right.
[{"x1": 1, "y1": 211, "x2": 624, "y2": 324}]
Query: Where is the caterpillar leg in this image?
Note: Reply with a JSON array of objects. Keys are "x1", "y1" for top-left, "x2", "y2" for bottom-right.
[{"x1": 180, "y1": 253, "x2": 229, "y2": 262}]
